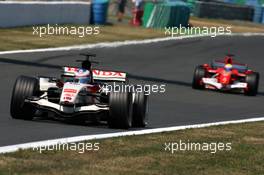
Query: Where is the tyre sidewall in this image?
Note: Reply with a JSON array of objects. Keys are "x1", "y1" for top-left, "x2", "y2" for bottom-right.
[{"x1": 10, "y1": 76, "x2": 38, "y2": 119}]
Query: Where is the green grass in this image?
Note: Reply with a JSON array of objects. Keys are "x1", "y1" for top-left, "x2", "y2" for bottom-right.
[
  {"x1": 0, "y1": 17, "x2": 263, "y2": 51},
  {"x1": 0, "y1": 23, "x2": 164, "y2": 51},
  {"x1": 0, "y1": 122, "x2": 263, "y2": 175}
]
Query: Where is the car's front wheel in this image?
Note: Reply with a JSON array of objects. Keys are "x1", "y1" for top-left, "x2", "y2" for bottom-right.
[
  {"x1": 108, "y1": 92, "x2": 133, "y2": 129},
  {"x1": 10, "y1": 76, "x2": 39, "y2": 120},
  {"x1": 192, "y1": 65, "x2": 206, "y2": 89},
  {"x1": 245, "y1": 72, "x2": 259, "y2": 96}
]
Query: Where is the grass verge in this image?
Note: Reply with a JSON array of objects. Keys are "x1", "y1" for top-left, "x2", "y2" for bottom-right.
[
  {"x1": 0, "y1": 17, "x2": 263, "y2": 51},
  {"x1": 0, "y1": 121, "x2": 263, "y2": 175},
  {"x1": 0, "y1": 23, "x2": 163, "y2": 51}
]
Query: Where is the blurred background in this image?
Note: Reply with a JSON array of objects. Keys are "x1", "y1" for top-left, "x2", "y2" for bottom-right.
[{"x1": 0, "y1": 0, "x2": 263, "y2": 28}]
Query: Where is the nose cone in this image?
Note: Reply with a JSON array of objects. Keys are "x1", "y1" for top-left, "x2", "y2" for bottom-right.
[
  {"x1": 60, "y1": 82, "x2": 84, "y2": 104},
  {"x1": 219, "y1": 73, "x2": 232, "y2": 85}
]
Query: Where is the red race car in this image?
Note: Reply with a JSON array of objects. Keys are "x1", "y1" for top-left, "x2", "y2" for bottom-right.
[{"x1": 192, "y1": 54, "x2": 260, "y2": 96}]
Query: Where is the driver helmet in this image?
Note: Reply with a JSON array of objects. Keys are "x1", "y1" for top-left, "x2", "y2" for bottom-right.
[
  {"x1": 77, "y1": 76, "x2": 91, "y2": 84},
  {"x1": 224, "y1": 64, "x2": 233, "y2": 72}
]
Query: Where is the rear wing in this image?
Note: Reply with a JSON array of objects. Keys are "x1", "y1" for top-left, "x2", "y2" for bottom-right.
[
  {"x1": 92, "y1": 69, "x2": 127, "y2": 82},
  {"x1": 211, "y1": 60, "x2": 248, "y2": 73}
]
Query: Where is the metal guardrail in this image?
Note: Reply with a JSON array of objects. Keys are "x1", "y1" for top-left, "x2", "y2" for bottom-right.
[
  {"x1": 0, "y1": 1, "x2": 91, "y2": 27},
  {"x1": 193, "y1": 1, "x2": 254, "y2": 21}
]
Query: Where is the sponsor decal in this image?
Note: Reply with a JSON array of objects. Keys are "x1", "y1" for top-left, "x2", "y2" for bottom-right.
[
  {"x1": 93, "y1": 70, "x2": 125, "y2": 77},
  {"x1": 63, "y1": 96, "x2": 72, "y2": 101},
  {"x1": 63, "y1": 89, "x2": 77, "y2": 93},
  {"x1": 66, "y1": 67, "x2": 78, "y2": 72},
  {"x1": 64, "y1": 93, "x2": 74, "y2": 97},
  {"x1": 64, "y1": 67, "x2": 90, "y2": 77}
]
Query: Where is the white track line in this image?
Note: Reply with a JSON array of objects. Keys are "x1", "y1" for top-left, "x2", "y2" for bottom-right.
[
  {"x1": 0, "y1": 117, "x2": 264, "y2": 154},
  {"x1": 0, "y1": 33, "x2": 263, "y2": 55}
]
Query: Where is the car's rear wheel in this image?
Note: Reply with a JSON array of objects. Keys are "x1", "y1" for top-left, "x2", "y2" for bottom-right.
[
  {"x1": 132, "y1": 92, "x2": 148, "y2": 127},
  {"x1": 192, "y1": 65, "x2": 206, "y2": 89},
  {"x1": 10, "y1": 76, "x2": 39, "y2": 120},
  {"x1": 108, "y1": 92, "x2": 133, "y2": 129},
  {"x1": 245, "y1": 72, "x2": 259, "y2": 96}
]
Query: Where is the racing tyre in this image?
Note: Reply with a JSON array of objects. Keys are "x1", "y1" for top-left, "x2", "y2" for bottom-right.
[
  {"x1": 10, "y1": 76, "x2": 39, "y2": 120},
  {"x1": 192, "y1": 65, "x2": 206, "y2": 89},
  {"x1": 108, "y1": 92, "x2": 133, "y2": 129},
  {"x1": 245, "y1": 72, "x2": 259, "y2": 96},
  {"x1": 132, "y1": 92, "x2": 148, "y2": 127}
]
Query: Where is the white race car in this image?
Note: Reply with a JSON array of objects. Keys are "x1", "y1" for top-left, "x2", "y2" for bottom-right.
[{"x1": 10, "y1": 53, "x2": 148, "y2": 129}]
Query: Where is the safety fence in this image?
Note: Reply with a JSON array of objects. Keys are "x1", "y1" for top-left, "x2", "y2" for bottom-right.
[
  {"x1": 194, "y1": 1, "x2": 254, "y2": 21},
  {"x1": 143, "y1": 1, "x2": 190, "y2": 28},
  {"x1": 0, "y1": 1, "x2": 91, "y2": 28},
  {"x1": 223, "y1": 0, "x2": 264, "y2": 23},
  {"x1": 192, "y1": 0, "x2": 264, "y2": 23}
]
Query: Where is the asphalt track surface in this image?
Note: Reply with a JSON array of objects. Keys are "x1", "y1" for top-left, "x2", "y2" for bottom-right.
[{"x1": 0, "y1": 35, "x2": 264, "y2": 146}]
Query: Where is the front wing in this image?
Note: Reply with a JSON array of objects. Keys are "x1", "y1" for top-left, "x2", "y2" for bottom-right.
[
  {"x1": 26, "y1": 99, "x2": 109, "y2": 117},
  {"x1": 202, "y1": 78, "x2": 247, "y2": 90}
]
